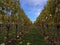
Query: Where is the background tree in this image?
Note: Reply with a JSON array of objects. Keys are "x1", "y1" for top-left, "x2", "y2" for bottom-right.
[
  {"x1": 34, "y1": 0, "x2": 60, "y2": 45},
  {"x1": 0, "y1": 0, "x2": 32, "y2": 44}
]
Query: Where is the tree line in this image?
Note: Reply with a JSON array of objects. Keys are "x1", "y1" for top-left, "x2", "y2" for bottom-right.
[
  {"x1": 34, "y1": 0, "x2": 60, "y2": 45},
  {"x1": 0, "y1": 0, "x2": 32, "y2": 45}
]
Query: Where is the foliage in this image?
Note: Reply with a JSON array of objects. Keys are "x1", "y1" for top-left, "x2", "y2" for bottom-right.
[{"x1": 34, "y1": 0, "x2": 60, "y2": 45}]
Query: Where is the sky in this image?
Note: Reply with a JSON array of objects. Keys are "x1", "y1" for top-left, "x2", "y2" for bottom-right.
[{"x1": 20, "y1": 0, "x2": 48, "y2": 22}]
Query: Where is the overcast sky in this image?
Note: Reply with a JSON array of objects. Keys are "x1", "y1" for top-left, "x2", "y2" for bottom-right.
[{"x1": 20, "y1": 0, "x2": 48, "y2": 22}]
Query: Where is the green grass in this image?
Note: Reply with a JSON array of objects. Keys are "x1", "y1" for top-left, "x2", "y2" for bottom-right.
[
  {"x1": 21, "y1": 28, "x2": 47, "y2": 45},
  {"x1": 0, "y1": 28, "x2": 47, "y2": 45}
]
